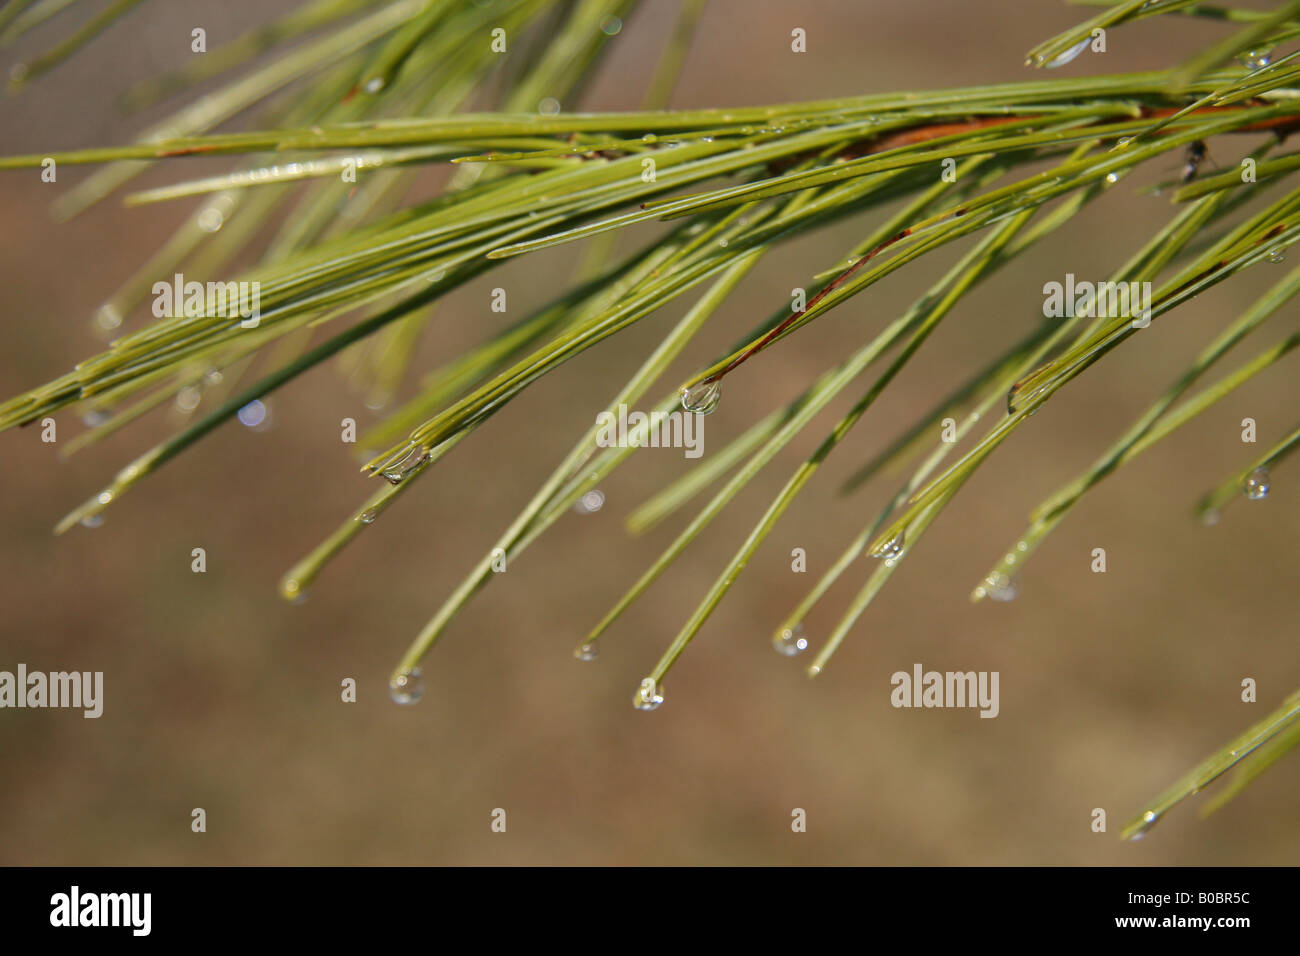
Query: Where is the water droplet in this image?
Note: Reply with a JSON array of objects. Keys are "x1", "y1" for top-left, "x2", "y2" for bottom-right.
[
  {"x1": 237, "y1": 399, "x2": 268, "y2": 428},
  {"x1": 1046, "y1": 36, "x2": 1092, "y2": 68},
  {"x1": 633, "y1": 676, "x2": 664, "y2": 711},
  {"x1": 364, "y1": 76, "x2": 385, "y2": 94},
  {"x1": 680, "y1": 380, "x2": 721, "y2": 414},
  {"x1": 574, "y1": 642, "x2": 598, "y2": 662},
  {"x1": 389, "y1": 668, "x2": 423, "y2": 705},
  {"x1": 381, "y1": 446, "x2": 428, "y2": 484},
  {"x1": 700, "y1": 136, "x2": 714, "y2": 143},
  {"x1": 538, "y1": 97, "x2": 561, "y2": 116},
  {"x1": 81, "y1": 409, "x2": 111, "y2": 427},
  {"x1": 1201, "y1": 508, "x2": 1221, "y2": 526},
  {"x1": 871, "y1": 531, "x2": 905, "y2": 561},
  {"x1": 1238, "y1": 48, "x2": 1272, "y2": 70},
  {"x1": 196, "y1": 206, "x2": 225, "y2": 232},
  {"x1": 772, "y1": 623, "x2": 808, "y2": 656},
  {"x1": 717, "y1": 238, "x2": 728, "y2": 247},
  {"x1": 175, "y1": 385, "x2": 201, "y2": 413},
  {"x1": 94, "y1": 304, "x2": 122, "y2": 335},
  {"x1": 281, "y1": 577, "x2": 309, "y2": 604},
  {"x1": 1267, "y1": 246, "x2": 1286, "y2": 263},
  {"x1": 1243, "y1": 466, "x2": 1271, "y2": 500},
  {"x1": 983, "y1": 571, "x2": 1019, "y2": 602},
  {"x1": 641, "y1": 133, "x2": 657, "y2": 144},
  {"x1": 600, "y1": 15, "x2": 622, "y2": 35},
  {"x1": 1129, "y1": 809, "x2": 1159, "y2": 840},
  {"x1": 96, "y1": 490, "x2": 113, "y2": 506},
  {"x1": 203, "y1": 368, "x2": 224, "y2": 387},
  {"x1": 80, "y1": 514, "x2": 104, "y2": 528},
  {"x1": 1105, "y1": 172, "x2": 1119, "y2": 184},
  {"x1": 573, "y1": 489, "x2": 605, "y2": 514}
]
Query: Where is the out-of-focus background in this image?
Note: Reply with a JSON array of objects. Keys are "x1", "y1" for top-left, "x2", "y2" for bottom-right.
[{"x1": 0, "y1": 0, "x2": 1297, "y2": 865}]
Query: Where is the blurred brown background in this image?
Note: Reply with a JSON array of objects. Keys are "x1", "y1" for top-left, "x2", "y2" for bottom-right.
[{"x1": 1, "y1": 1, "x2": 1297, "y2": 865}]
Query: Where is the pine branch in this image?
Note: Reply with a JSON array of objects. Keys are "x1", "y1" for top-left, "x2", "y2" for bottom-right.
[{"x1": 2, "y1": 0, "x2": 1297, "y2": 838}]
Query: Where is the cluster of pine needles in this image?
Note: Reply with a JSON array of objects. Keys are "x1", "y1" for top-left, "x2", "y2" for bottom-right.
[{"x1": 2, "y1": 0, "x2": 1299, "y2": 841}]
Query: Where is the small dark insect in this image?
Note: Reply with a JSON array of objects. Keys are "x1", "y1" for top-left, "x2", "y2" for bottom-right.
[{"x1": 1181, "y1": 140, "x2": 1208, "y2": 183}]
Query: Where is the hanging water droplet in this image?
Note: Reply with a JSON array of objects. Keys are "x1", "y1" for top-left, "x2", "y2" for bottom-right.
[
  {"x1": 600, "y1": 15, "x2": 622, "y2": 35},
  {"x1": 237, "y1": 399, "x2": 268, "y2": 428},
  {"x1": 680, "y1": 380, "x2": 721, "y2": 414},
  {"x1": 94, "y1": 304, "x2": 122, "y2": 335},
  {"x1": 1105, "y1": 172, "x2": 1119, "y2": 184},
  {"x1": 357, "y1": 508, "x2": 379, "y2": 525},
  {"x1": 633, "y1": 676, "x2": 664, "y2": 711},
  {"x1": 772, "y1": 623, "x2": 808, "y2": 657},
  {"x1": 1266, "y1": 246, "x2": 1286, "y2": 263},
  {"x1": 80, "y1": 514, "x2": 104, "y2": 528},
  {"x1": 1129, "y1": 809, "x2": 1159, "y2": 840},
  {"x1": 196, "y1": 206, "x2": 225, "y2": 233},
  {"x1": 389, "y1": 668, "x2": 424, "y2": 705},
  {"x1": 81, "y1": 409, "x2": 111, "y2": 427},
  {"x1": 1238, "y1": 48, "x2": 1272, "y2": 70},
  {"x1": 1045, "y1": 36, "x2": 1092, "y2": 68},
  {"x1": 574, "y1": 642, "x2": 599, "y2": 662},
  {"x1": 175, "y1": 386, "x2": 201, "y2": 413},
  {"x1": 984, "y1": 571, "x2": 1020, "y2": 602},
  {"x1": 573, "y1": 489, "x2": 605, "y2": 514},
  {"x1": 1243, "y1": 466, "x2": 1271, "y2": 500},
  {"x1": 381, "y1": 446, "x2": 428, "y2": 484},
  {"x1": 872, "y1": 531, "x2": 905, "y2": 561},
  {"x1": 281, "y1": 577, "x2": 309, "y2": 604}
]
